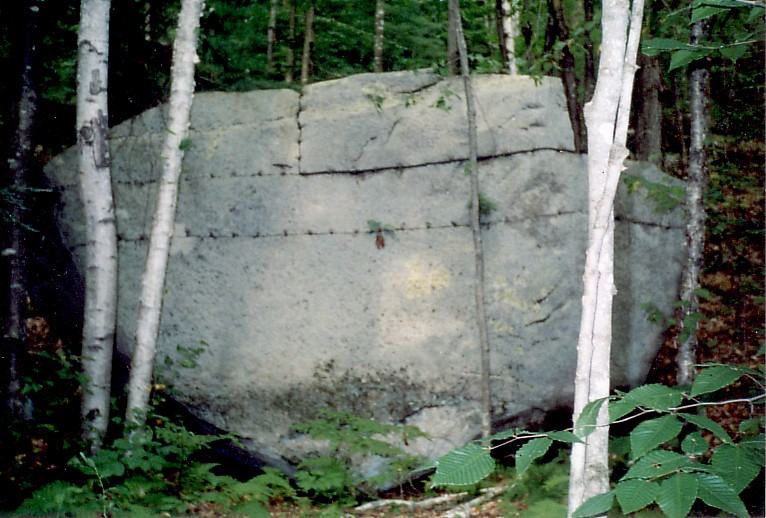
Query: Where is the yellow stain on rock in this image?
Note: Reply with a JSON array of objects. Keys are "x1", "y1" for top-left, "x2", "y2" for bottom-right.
[{"x1": 404, "y1": 258, "x2": 450, "y2": 299}]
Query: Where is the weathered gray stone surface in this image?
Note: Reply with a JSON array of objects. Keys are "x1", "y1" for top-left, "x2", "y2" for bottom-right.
[{"x1": 45, "y1": 71, "x2": 686, "y2": 466}]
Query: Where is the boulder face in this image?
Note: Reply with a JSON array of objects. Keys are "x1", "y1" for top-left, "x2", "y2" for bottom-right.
[{"x1": 45, "y1": 70, "x2": 686, "y2": 465}]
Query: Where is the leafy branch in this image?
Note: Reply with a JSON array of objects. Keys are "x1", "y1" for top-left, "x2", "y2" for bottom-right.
[{"x1": 430, "y1": 361, "x2": 765, "y2": 518}]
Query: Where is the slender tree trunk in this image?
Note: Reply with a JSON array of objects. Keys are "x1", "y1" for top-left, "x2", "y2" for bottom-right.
[
  {"x1": 452, "y1": 0, "x2": 493, "y2": 439},
  {"x1": 568, "y1": 0, "x2": 644, "y2": 514},
  {"x1": 675, "y1": 19, "x2": 709, "y2": 386},
  {"x1": 582, "y1": 0, "x2": 596, "y2": 102},
  {"x1": 547, "y1": 0, "x2": 587, "y2": 152},
  {"x1": 301, "y1": 2, "x2": 315, "y2": 85},
  {"x1": 496, "y1": 0, "x2": 519, "y2": 74},
  {"x1": 373, "y1": 0, "x2": 385, "y2": 73},
  {"x1": 447, "y1": 0, "x2": 460, "y2": 75},
  {"x1": 671, "y1": 74, "x2": 689, "y2": 169},
  {"x1": 267, "y1": 0, "x2": 279, "y2": 74},
  {"x1": 633, "y1": 53, "x2": 662, "y2": 165},
  {"x1": 284, "y1": 0, "x2": 296, "y2": 83},
  {"x1": 126, "y1": 0, "x2": 205, "y2": 429},
  {"x1": 77, "y1": 0, "x2": 117, "y2": 453},
  {"x1": 495, "y1": 0, "x2": 508, "y2": 67},
  {"x1": 4, "y1": 0, "x2": 42, "y2": 422}
]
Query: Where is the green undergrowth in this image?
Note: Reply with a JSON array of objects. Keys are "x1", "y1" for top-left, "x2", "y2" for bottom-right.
[
  {"x1": 4, "y1": 340, "x2": 763, "y2": 518},
  {"x1": 9, "y1": 402, "x2": 430, "y2": 517},
  {"x1": 430, "y1": 360, "x2": 765, "y2": 518}
]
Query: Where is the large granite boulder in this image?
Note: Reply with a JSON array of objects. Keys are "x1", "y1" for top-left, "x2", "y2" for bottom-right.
[{"x1": 45, "y1": 70, "x2": 686, "y2": 466}]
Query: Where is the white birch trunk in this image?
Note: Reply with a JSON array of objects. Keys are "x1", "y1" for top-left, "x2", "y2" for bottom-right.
[
  {"x1": 675, "y1": 20, "x2": 709, "y2": 386},
  {"x1": 501, "y1": 0, "x2": 519, "y2": 75},
  {"x1": 373, "y1": 0, "x2": 385, "y2": 73},
  {"x1": 126, "y1": 0, "x2": 205, "y2": 428},
  {"x1": 76, "y1": 0, "x2": 117, "y2": 453},
  {"x1": 568, "y1": 0, "x2": 645, "y2": 514}
]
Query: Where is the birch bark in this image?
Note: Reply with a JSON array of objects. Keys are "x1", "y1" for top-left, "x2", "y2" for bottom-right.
[
  {"x1": 76, "y1": 0, "x2": 117, "y2": 453},
  {"x1": 675, "y1": 19, "x2": 709, "y2": 386},
  {"x1": 568, "y1": 0, "x2": 644, "y2": 514},
  {"x1": 373, "y1": 0, "x2": 386, "y2": 73},
  {"x1": 497, "y1": 0, "x2": 520, "y2": 74},
  {"x1": 126, "y1": 0, "x2": 205, "y2": 428}
]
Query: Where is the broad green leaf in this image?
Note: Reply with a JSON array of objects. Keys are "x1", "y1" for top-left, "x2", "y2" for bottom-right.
[
  {"x1": 711, "y1": 443, "x2": 763, "y2": 492},
  {"x1": 622, "y1": 450, "x2": 693, "y2": 480},
  {"x1": 678, "y1": 412, "x2": 732, "y2": 444},
  {"x1": 691, "y1": 5, "x2": 726, "y2": 22},
  {"x1": 642, "y1": 37, "x2": 690, "y2": 52},
  {"x1": 741, "y1": 435, "x2": 765, "y2": 461},
  {"x1": 669, "y1": 49, "x2": 709, "y2": 71},
  {"x1": 515, "y1": 437, "x2": 552, "y2": 476},
  {"x1": 657, "y1": 472, "x2": 698, "y2": 518},
  {"x1": 575, "y1": 397, "x2": 608, "y2": 439},
  {"x1": 695, "y1": 0, "x2": 750, "y2": 7},
  {"x1": 696, "y1": 473, "x2": 749, "y2": 518},
  {"x1": 572, "y1": 490, "x2": 615, "y2": 518},
  {"x1": 484, "y1": 427, "x2": 522, "y2": 442},
  {"x1": 720, "y1": 44, "x2": 748, "y2": 63},
  {"x1": 738, "y1": 418, "x2": 763, "y2": 435},
  {"x1": 630, "y1": 415, "x2": 683, "y2": 459},
  {"x1": 623, "y1": 384, "x2": 683, "y2": 411},
  {"x1": 747, "y1": 6, "x2": 765, "y2": 23},
  {"x1": 615, "y1": 479, "x2": 659, "y2": 514},
  {"x1": 431, "y1": 443, "x2": 495, "y2": 487},
  {"x1": 546, "y1": 430, "x2": 582, "y2": 444},
  {"x1": 690, "y1": 365, "x2": 744, "y2": 397},
  {"x1": 608, "y1": 397, "x2": 637, "y2": 422},
  {"x1": 681, "y1": 431, "x2": 709, "y2": 456}
]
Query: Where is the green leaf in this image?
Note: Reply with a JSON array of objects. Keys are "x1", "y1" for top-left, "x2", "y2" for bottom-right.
[
  {"x1": 657, "y1": 472, "x2": 699, "y2": 518},
  {"x1": 572, "y1": 490, "x2": 615, "y2": 518},
  {"x1": 738, "y1": 417, "x2": 764, "y2": 435},
  {"x1": 484, "y1": 427, "x2": 521, "y2": 442},
  {"x1": 623, "y1": 383, "x2": 683, "y2": 411},
  {"x1": 681, "y1": 431, "x2": 709, "y2": 456},
  {"x1": 546, "y1": 430, "x2": 582, "y2": 444},
  {"x1": 691, "y1": 5, "x2": 726, "y2": 22},
  {"x1": 695, "y1": 0, "x2": 749, "y2": 7},
  {"x1": 669, "y1": 49, "x2": 709, "y2": 71},
  {"x1": 720, "y1": 44, "x2": 748, "y2": 63},
  {"x1": 696, "y1": 473, "x2": 749, "y2": 518},
  {"x1": 608, "y1": 397, "x2": 637, "y2": 422},
  {"x1": 622, "y1": 450, "x2": 693, "y2": 480},
  {"x1": 678, "y1": 412, "x2": 732, "y2": 444},
  {"x1": 711, "y1": 443, "x2": 763, "y2": 492},
  {"x1": 642, "y1": 37, "x2": 690, "y2": 52},
  {"x1": 574, "y1": 397, "x2": 608, "y2": 439},
  {"x1": 431, "y1": 443, "x2": 495, "y2": 487},
  {"x1": 615, "y1": 479, "x2": 659, "y2": 514},
  {"x1": 515, "y1": 437, "x2": 552, "y2": 476},
  {"x1": 690, "y1": 365, "x2": 745, "y2": 396},
  {"x1": 630, "y1": 415, "x2": 683, "y2": 459},
  {"x1": 748, "y1": 7, "x2": 766, "y2": 24}
]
